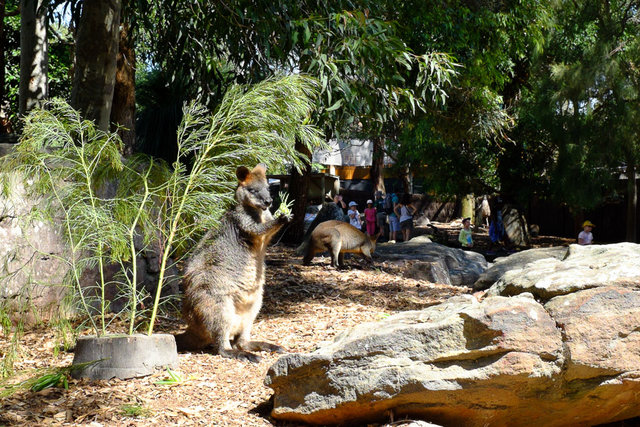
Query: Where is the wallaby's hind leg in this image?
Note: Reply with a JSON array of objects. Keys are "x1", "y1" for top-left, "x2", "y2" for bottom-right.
[
  {"x1": 330, "y1": 239, "x2": 342, "y2": 268},
  {"x1": 338, "y1": 252, "x2": 345, "y2": 268},
  {"x1": 303, "y1": 246, "x2": 316, "y2": 266},
  {"x1": 234, "y1": 297, "x2": 284, "y2": 360},
  {"x1": 204, "y1": 301, "x2": 262, "y2": 363}
]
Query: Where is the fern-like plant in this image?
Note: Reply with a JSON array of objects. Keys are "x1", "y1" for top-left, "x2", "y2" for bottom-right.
[{"x1": 5, "y1": 74, "x2": 324, "y2": 337}]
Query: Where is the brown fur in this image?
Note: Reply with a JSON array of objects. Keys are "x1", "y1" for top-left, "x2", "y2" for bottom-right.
[
  {"x1": 175, "y1": 164, "x2": 288, "y2": 362},
  {"x1": 303, "y1": 220, "x2": 379, "y2": 268}
]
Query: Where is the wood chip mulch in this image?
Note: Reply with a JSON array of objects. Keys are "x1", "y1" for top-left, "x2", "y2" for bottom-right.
[{"x1": 0, "y1": 246, "x2": 472, "y2": 426}]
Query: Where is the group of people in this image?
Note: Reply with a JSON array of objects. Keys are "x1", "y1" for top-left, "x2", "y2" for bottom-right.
[
  {"x1": 335, "y1": 192, "x2": 598, "y2": 248},
  {"x1": 334, "y1": 191, "x2": 416, "y2": 242}
]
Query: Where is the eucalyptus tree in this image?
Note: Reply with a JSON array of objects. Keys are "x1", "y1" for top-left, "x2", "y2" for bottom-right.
[
  {"x1": 513, "y1": 0, "x2": 640, "y2": 241},
  {"x1": 18, "y1": 0, "x2": 48, "y2": 116},
  {"x1": 381, "y1": 0, "x2": 552, "y2": 199},
  {"x1": 150, "y1": 0, "x2": 458, "y2": 240},
  {"x1": 70, "y1": 0, "x2": 121, "y2": 132}
]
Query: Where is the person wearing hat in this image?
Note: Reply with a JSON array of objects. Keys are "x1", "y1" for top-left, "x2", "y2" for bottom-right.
[
  {"x1": 578, "y1": 220, "x2": 595, "y2": 245},
  {"x1": 348, "y1": 201, "x2": 362, "y2": 229},
  {"x1": 364, "y1": 199, "x2": 377, "y2": 236}
]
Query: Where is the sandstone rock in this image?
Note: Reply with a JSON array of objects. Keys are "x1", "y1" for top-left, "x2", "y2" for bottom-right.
[
  {"x1": 266, "y1": 294, "x2": 565, "y2": 426},
  {"x1": 487, "y1": 243, "x2": 640, "y2": 301},
  {"x1": 502, "y1": 205, "x2": 530, "y2": 246},
  {"x1": 0, "y1": 173, "x2": 70, "y2": 322},
  {"x1": 267, "y1": 243, "x2": 640, "y2": 426},
  {"x1": 545, "y1": 286, "x2": 640, "y2": 382},
  {"x1": 404, "y1": 259, "x2": 451, "y2": 286},
  {"x1": 0, "y1": 170, "x2": 182, "y2": 322},
  {"x1": 376, "y1": 241, "x2": 487, "y2": 287},
  {"x1": 473, "y1": 246, "x2": 568, "y2": 291}
]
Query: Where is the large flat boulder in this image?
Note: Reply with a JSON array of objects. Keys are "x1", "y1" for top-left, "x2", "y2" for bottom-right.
[
  {"x1": 473, "y1": 246, "x2": 568, "y2": 291},
  {"x1": 545, "y1": 286, "x2": 640, "y2": 382},
  {"x1": 376, "y1": 240, "x2": 488, "y2": 287},
  {"x1": 267, "y1": 294, "x2": 567, "y2": 426},
  {"x1": 267, "y1": 243, "x2": 640, "y2": 426},
  {"x1": 486, "y1": 243, "x2": 640, "y2": 300}
]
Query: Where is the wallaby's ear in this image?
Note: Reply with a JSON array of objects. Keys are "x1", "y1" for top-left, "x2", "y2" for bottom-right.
[
  {"x1": 236, "y1": 166, "x2": 251, "y2": 183},
  {"x1": 252, "y1": 163, "x2": 267, "y2": 175}
]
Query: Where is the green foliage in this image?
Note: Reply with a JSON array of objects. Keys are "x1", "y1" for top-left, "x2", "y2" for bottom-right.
[
  {"x1": 146, "y1": 74, "x2": 324, "y2": 333},
  {"x1": 30, "y1": 371, "x2": 69, "y2": 392},
  {"x1": 0, "y1": 361, "x2": 99, "y2": 398},
  {"x1": 120, "y1": 403, "x2": 152, "y2": 418},
  {"x1": 154, "y1": 368, "x2": 184, "y2": 385},
  {"x1": 0, "y1": 306, "x2": 23, "y2": 379},
  {"x1": 8, "y1": 99, "x2": 126, "y2": 336},
  {"x1": 508, "y1": 0, "x2": 640, "y2": 211},
  {"x1": 294, "y1": 10, "x2": 458, "y2": 134},
  {"x1": 7, "y1": 75, "x2": 323, "y2": 336},
  {"x1": 1, "y1": 1, "x2": 74, "y2": 131}
]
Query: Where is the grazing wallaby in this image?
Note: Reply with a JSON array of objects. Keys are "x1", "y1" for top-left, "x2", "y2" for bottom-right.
[
  {"x1": 303, "y1": 220, "x2": 380, "y2": 268},
  {"x1": 175, "y1": 164, "x2": 288, "y2": 362}
]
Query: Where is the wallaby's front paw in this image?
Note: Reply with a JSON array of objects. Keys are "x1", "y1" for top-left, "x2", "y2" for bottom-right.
[{"x1": 277, "y1": 213, "x2": 292, "y2": 223}]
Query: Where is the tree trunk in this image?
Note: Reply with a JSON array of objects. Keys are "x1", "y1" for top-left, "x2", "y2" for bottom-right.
[
  {"x1": 71, "y1": 0, "x2": 121, "y2": 131},
  {"x1": 371, "y1": 136, "x2": 386, "y2": 194},
  {"x1": 110, "y1": 21, "x2": 136, "y2": 155},
  {"x1": 626, "y1": 157, "x2": 637, "y2": 242},
  {"x1": 284, "y1": 139, "x2": 312, "y2": 243},
  {"x1": 18, "y1": 0, "x2": 47, "y2": 116},
  {"x1": 0, "y1": 0, "x2": 9, "y2": 133},
  {"x1": 400, "y1": 165, "x2": 411, "y2": 194}
]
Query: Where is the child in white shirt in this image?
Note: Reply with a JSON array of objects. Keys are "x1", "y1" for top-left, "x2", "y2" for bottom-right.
[{"x1": 578, "y1": 220, "x2": 594, "y2": 245}]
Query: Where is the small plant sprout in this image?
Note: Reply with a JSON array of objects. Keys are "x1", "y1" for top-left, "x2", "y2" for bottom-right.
[
  {"x1": 120, "y1": 403, "x2": 152, "y2": 418},
  {"x1": 30, "y1": 371, "x2": 69, "y2": 392},
  {"x1": 154, "y1": 367, "x2": 184, "y2": 386},
  {"x1": 275, "y1": 191, "x2": 293, "y2": 219}
]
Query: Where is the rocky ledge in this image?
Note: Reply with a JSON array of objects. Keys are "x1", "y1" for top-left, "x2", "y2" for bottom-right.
[{"x1": 266, "y1": 243, "x2": 640, "y2": 426}]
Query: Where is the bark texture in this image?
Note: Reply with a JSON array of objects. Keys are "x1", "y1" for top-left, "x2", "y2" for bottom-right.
[
  {"x1": 71, "y1": 0, "x2": 122, "y2": 131},
  {"x1": 18, "y1": 0, "x2": 48, "y2": 116},
  {"x1": 370, "y1": 136, "x2": 386, "y2": 194},
  {"x1": 110, "y1": 21, "x2": 136, "y2": 155},
  {"x1": 284, "y1": 139, "x2": 312, "y2": 243}
]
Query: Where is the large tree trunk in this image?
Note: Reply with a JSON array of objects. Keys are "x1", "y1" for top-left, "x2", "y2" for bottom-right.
[
  {"x1": 284, "y1": 139, "x2": 312, "y2": 243},
  {"x1": 371, "y1": 136, "x2": 386, "y2": 194},
  {"x1": 626, "y1": 157, "x2": 637, "y2": 242},
  {"x1": 0, "y1": 0, "x2": 9, "y2": 133},
  {"x1": 71, "y1": 0, "x2": 121, "y2": 131},
  {"x1": 400, "y1": 165, "x2": 411, "y2": 194},
  {"x1": 110, "y1": 21, "x2": 136, "y2": 155},
  {"x1": 18, "y1": 0, "x2": 47, "y2": 116}
]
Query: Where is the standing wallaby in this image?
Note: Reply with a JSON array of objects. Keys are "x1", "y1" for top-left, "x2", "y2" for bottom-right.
[
  {"x1": 303, "y1": 220, "x2": 380, "y2": 268},
  {"x1": 175, "y1": 164, "x2": 288, "y2": 362}
]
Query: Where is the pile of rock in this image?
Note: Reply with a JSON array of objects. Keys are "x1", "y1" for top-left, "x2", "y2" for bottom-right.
[{"x1": 266, "y1": 243, "x2": 640, "y2": 426}]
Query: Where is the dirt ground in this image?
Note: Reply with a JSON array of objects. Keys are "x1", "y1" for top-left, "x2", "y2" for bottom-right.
[{"x1": 0, "y1": 232, "x2": 571, "y2": 427}]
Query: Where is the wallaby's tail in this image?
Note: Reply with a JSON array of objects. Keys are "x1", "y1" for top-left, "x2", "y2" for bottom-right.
[
  {"x1": 174, "y1": 328, "x2": 207, "y2": 352},
  {"x1": 295, "y1": 235, "x2": 311, "y2": 256}
]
